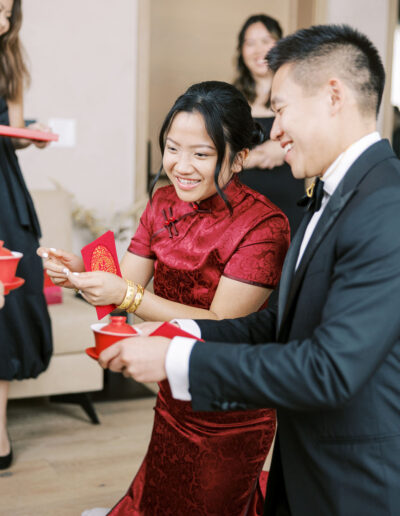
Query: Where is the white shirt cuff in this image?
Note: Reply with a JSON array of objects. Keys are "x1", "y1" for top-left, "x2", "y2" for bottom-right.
[
  {"x1": 171, "y1": 318, "x2": 202, "y2": 338},
  {"x1": 165, "y1": 336, "x2": 197, "y2": 401}
]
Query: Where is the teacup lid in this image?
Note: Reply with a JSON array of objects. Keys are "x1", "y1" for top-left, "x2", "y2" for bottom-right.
[
  {"x1": 101, "y1": 316, "x2": 136, "y2": 334},
  {"x1": 0, "y1": 241, "x2": 12, "y2": 257}
]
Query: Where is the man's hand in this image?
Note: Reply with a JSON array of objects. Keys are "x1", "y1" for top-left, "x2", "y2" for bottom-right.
[{"x1": 98, "y1": 336, "x2": 171, "y2": 382}]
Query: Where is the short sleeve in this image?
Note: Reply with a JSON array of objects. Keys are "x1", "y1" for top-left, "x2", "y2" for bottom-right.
[
  {"x1": 128, "y1": 200, "x2": 156, "y2": 259},
  {"x1": 223, "y1": 214, "x2": 289, "y2": 288}
]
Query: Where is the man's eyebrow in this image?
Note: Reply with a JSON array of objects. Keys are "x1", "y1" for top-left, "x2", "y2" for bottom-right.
[
  {"x1": 270, "y1": 96, "x2": 278, "y2": 108},
  {"x1": 270, "y1": 95, "x2": 284, "y2": 112},
  {"x1": 269, "y1": 99, "x2": 277, "y2": 112}
]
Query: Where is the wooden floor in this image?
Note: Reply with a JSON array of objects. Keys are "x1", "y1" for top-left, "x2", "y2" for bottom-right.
[{"x1": 1, "y1": 395, "x2": 157, "y2": 516}]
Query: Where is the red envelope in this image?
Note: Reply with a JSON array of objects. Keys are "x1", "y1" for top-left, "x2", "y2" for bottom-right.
[
  {"x1": 150, "y1": 322, "x2": 203, "y2": 341},
  {"x1": 81, "y1": 231, "x2": 122, "y2": 320},
  {"x1": 0, "y1": 124, "x2": 59, "y2": 141}
]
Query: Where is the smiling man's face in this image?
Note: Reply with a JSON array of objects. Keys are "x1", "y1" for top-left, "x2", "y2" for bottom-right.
[{"x1": 270, "y1": 63, "x2": 338, "y2": 179}]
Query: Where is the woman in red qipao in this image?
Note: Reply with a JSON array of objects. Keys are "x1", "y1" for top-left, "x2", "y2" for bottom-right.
[{"x1": 41, "y1": 81, "x2": 290, "y2": 516}]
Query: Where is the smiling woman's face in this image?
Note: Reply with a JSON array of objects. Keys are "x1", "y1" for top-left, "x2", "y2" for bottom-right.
[
  {"x1": 0, "y1": 0, "x2": 13, "y2": 37},
  {"x1": 242, "y1": 22, "x2": 277, "y2": 79},
  {"x1": 163, "y1": 111, "x2": 233, "y2": 203}
]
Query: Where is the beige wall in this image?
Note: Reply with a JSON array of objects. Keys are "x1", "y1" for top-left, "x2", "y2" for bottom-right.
[
  {"x1": 18, "y1": 0, "x2": 138, "y2": 253},
  {"x1": 148, "y1": 0, "x2": 292, "y2": 173}
]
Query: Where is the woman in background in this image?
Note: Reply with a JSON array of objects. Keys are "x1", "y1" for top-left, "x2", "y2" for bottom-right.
[
  {"x1": 0, "y1": 0, "x2": 52, "y2": 470},
  {"x1": 42, "y1": 81, "x2": 289, "y2": 515},
  {"x1": 234, "y1": 14, "x2": 305, "y2": 235}
]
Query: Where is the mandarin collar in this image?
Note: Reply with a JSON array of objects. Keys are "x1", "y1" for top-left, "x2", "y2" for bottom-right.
[{"x1": 191, "y1": 175, "x2": 245, "y2": 213}]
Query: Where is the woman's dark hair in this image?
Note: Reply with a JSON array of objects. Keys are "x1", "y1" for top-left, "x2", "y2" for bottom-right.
[
  {"x1": 233, "y1": 14, "x2": 282, "y2": 105},
  {"x1": 0, "y1": 0, "x2": 30, "y2": 100},
  {"x1": 150, "y1": 81, "x2": 266, "y2": 213}
]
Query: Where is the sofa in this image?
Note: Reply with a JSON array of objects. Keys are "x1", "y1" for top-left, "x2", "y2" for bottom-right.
[{"x1": 8, "y1": 188, "x2": 103, "y2": 423}]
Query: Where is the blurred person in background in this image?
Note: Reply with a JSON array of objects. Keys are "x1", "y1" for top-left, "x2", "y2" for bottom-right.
[
  {"x1": 0, "y1": 0, "x2": 52, "y2": 471},
  {"x1": 234, "y1": 14, "x2": 305, "y2": 236}
]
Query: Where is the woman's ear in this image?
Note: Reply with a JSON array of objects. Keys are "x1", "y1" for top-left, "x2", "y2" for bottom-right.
[{"x1": 232, "y1": 149, "x2": 249, "y2": 173}]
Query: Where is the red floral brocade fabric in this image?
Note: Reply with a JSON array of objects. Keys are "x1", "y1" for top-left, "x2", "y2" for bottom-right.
[{"x1": 109, "y1": 177, "x2": 289, "y2": 516}]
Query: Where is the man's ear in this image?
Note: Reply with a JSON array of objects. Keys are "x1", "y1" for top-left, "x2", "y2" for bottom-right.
[
  {"x1": 232, "y1": 149, "x2": 249, "y2": 173},
  {"x1": 327, "y1": 77, "x2": 345, "y2": 114}
]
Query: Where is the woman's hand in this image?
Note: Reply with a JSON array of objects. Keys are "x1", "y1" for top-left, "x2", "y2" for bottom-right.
[
  {"x1": 133, "y1": 321, "x2": 168, "y2": 336},
  {"x1": 37, "y1": 247, "x2": 84, "y2": 288},
  {"x1": 26, "y1": 122, "x2": 53, "y2": 149},
  {"x1": 258, "y1": 140, "x2": 286, "y2": 169},
  {"x1": 245, "y1": 140, "x2": 286, "y2": 169},
  {"x1": 68, "y1": 270, "x2": 127, "y2": 307}
]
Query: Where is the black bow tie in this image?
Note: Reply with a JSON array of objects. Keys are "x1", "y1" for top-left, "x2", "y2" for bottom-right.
[{"x1": 297, "y1": 178, "x2": 324, "y2": 212}]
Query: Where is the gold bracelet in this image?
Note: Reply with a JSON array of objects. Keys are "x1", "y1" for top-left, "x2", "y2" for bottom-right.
[
  {"x1": 127, "y1": 283, "x2": 144, "y2": 313},
  {"x1": 117, "y1": 279, "x2": 136, "y2": 310}
]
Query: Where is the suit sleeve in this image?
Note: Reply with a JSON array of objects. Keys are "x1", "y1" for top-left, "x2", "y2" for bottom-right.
[
  {"x1": 196, "y1": 302, "x2": 277, "y2": 344},
  {"x1": 189, "y1": 187, "x2": 400, "y2": 411}
]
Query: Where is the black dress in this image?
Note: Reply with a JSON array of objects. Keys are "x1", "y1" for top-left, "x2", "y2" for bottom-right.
[
  {"x1": 0, "y1": 96, "x2": 52, "y2": 381},
  {"x1": 239, "y1": 117, "x2": 305, "y2": 236}
]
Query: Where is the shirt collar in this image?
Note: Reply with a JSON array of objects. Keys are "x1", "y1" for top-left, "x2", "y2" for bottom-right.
[{"x1": 322, "y1": 131, "x2": 381, "y2": 197}]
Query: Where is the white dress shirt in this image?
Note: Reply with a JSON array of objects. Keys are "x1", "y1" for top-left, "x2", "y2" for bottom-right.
[
  {"x1": 296, "y1": 131, "x2": 381, "y2": 269},
  {"x1": 166, "y1": 132, "x2": 381, "y2": 401}
]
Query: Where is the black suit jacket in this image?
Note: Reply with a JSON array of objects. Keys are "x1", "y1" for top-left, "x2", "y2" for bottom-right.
[{"x1": 189, "y1": 140, "x2": 400, "y2": 515}]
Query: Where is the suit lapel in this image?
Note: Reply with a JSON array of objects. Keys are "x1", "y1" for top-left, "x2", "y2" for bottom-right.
[
  {"x1": 277, "y1": 139, "x2": 395, "y2": 338},
  {"x1": 277, "y1": 212, "x2": 312, "y2": 333},
  {"x1": 279, "y1": 186, "x2": 353, "y2": 333}
]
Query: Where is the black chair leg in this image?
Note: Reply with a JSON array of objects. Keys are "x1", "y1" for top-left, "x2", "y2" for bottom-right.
[{"x1": 49, "y1": 392, "x2": 100, "y2": 424}]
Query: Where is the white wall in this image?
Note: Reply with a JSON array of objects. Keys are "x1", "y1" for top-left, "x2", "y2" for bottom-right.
[
  {"x1": 18, "y1": 0, "x2": 138, "y2": 253},
  {"x1": 391, "y1": 26, "x2": 400, "y2": 107}
]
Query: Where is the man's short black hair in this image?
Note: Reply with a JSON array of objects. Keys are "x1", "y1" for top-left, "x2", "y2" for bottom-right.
[{"x1": 267, "y1": 24, "x2": 385, "y2": 116}]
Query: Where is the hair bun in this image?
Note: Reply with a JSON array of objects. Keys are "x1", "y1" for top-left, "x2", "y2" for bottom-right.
[{"x1": 250, "y1": 122, "x2": 267, "y2": 147}]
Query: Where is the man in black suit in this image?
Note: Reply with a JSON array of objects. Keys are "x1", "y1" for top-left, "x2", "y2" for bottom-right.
[{"x1": 101, "y1": 25, "x2": 400, "y2": 515}]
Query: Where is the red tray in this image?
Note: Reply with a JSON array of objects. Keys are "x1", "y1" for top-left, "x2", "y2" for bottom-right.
[{"x1": 0, "y1": 124, "x2": 59, "y2": 142}]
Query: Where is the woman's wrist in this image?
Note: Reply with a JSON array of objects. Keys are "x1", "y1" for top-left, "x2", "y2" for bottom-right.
[
  {"x1": 116, "y1": 279, "x2": 133, "y2": 308},
  {"x1": 117, "y1": 279, "x2": 127, "y2": 306},
  {"x1": 127, "y1": 283, "x2": 144, "y2": 314},
  {"x1": 116, "y1": 279, "x2": 145, "y2": 313}
]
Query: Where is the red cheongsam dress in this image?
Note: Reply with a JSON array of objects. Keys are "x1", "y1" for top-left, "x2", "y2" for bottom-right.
[{"x1": 109, "y1": 176, "x2": 290, "y2": 516}]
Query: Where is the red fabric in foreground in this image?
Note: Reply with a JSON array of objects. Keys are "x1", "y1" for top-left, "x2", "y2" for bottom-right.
[{"x1": 109, "y1": 382, "x2": 275, "y2": 516}]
